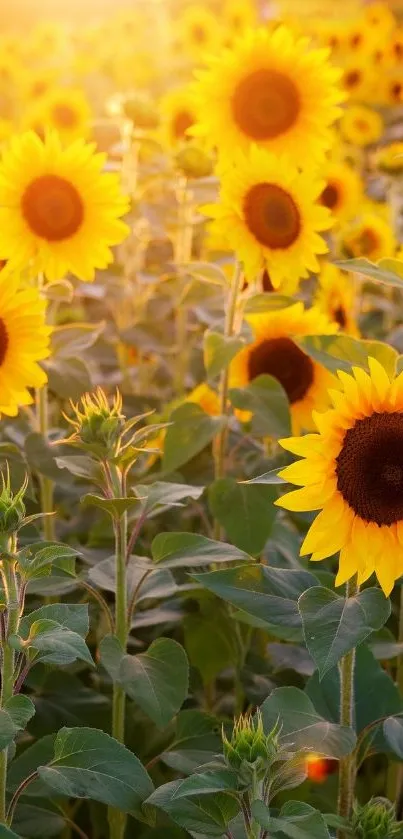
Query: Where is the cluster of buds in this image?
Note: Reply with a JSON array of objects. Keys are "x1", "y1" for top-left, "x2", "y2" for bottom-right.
[
  {"x1": 63, "y1": 388, "x2": 125, "y2": 458},
  {"x1": 351, "y1": 798, "x2": 402, "y2": 839},
  {"x1": 222, "y1": 711, "x2": 280, "y2": 785},
  {"x1": 0, "y1": 471, "x2": 27, "y2": 536}
]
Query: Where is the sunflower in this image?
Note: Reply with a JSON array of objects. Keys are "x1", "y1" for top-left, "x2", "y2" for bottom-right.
[
  {"x1": 25, "y1": 89, "x2": 92, "y2": 145},
  {"x1": 339, "y1": 105, "x2": 384, "y2": 148},
  {"x1": 320, "y1": 161, "x2": 362, "y2": 226},
  {"x1": 377, "y1": 71, "x2": 403, "y2": 107},
  {"x1": 205, "y1": 146, "x2": 332, "y2": 287},
  {"x1": 222, "y1": 0, "x2": 257, "y2": 36},
  {"x1": 20, "y1": 69, "x2": 58, "y2": 104},
  {"x1": 376, "y1": 142, "x2": 403, "y2": 175},
  {"x1": 242, "y1": 268, "x2": 300, "y2": 297},
  {"x1": 315, "y1": 264, "x2": 359, "y2": 336},
  {"x1": 178, "y1": 5, "x2": 221, "y2": 59},
  {"x1": 0, "y1": 131, "x2": 129, "y2": 282},
  {"x1": 342, "y1": 213, "x2": 395, "y2": 261},
  {"x1": 160, "y1": 87, "x2": 198, "y2": 147},
  {"x1": 363, "y1": 1, "x2": 396, "y2": 39},
  {"x1": 229, "y1": 302, "x2": 337, "y2": 433},
  {"x1": 191, "y1": 25, "x2": 343, "y2": 163},
  {"x1": 276, "y1": 357, "x2": 403, "y2": 596},
  {"x1": 0, "y1": 274, "x2": 51, "y2": 416},
  {"x1": 340, "y1": 62, "x2": 374, "y2": 102}
]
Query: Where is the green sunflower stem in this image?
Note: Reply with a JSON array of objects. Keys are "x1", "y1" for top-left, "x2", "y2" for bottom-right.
[
  {"x1": 213, "y1": 262, "x2": 243, "y2": 540},
  {"x1": 0, "y1": 536, "x2": 20, "y2": 825},
  {"x1": 337, "y1": 575, "x2": 359, "y2": 838},
  {"x1": 174, "y1": 176, "x2": 193, "y2": 397},
  {"x1": 108, "y1": 465, "x2": 128, "y2": 839},
  {"x1": 36, "y1": 384, "x2": 56, "y2": 542}
]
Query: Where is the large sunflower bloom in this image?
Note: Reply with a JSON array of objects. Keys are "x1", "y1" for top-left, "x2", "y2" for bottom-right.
[
  {"x1": 229, "y1": 303, "x2": 337, "y2": 433},
  {"x1": 0, "y1": 274, "x2": 51, "y2": 415},
  {"x1": 205, "y1": 147, "x2": 332, "y2": 287},
  {"x1": 0, "y1": 131, "x2": 129, "y2": 282},
  {"x1": 192, "y1": 25, "x2": 343, "y2": 162},
  {"x1": 277, "y1": 359, "x2": 403, "y2": 595}
]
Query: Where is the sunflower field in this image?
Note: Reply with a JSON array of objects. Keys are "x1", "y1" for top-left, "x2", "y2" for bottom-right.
[{"x1": 4, "y1": 0, "x2": 403, "y2": 838}]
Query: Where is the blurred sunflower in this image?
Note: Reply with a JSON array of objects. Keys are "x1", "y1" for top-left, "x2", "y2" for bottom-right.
[
  {"x1": 25, "y1": 89, "x2": 92, "y2": 145},
  {"x1": 0, "y1": 274, "x2": 51, "y2": 416},
  {"x1": 376, "y1": 142, "x2": 403, "y2": 175},
  {"x1": 339, "y1": 105, "x2": 384, "y2": 148},
  {"x1": 242, "y1": 268, "x2": 300, "y2": 297},
  {"x1": 340, "y1": 62, "x2": 374, "y2": 102},
  {"x1": 342, "y1": 213, "x2": 395, "y2": 261},
  {"x1": 205, "y1": 146, "x2": 332, "y2": 287},
  {"x1": 362, "y1": 1, "x2": 395, "y2": 38},
  {"x1": 315, "y1": 264, "x2": 359, "y2": 336},
  {"x1": 229, "y1": 303, "x2": 337, "y2": 433},
  {"x1": 0, "y1": 131, "x2": 129, "y2": 282},
  {"x1": 160, "y1": 87, "x2": 198, "y2": 147},
  {"x1": 276, "y1": 357, "x2": 403, "y2": 596},
  {"x1": 192, "y1": 25, "x2": 342, "y2": 162},
  {"x1": 320, "y1": 161, "x2": 362, "y2": 226},
  {"x1": 378, "y1": 71, "x2": 403, "y2": 107},
  {"x1": 20, "y1": 69, "x2": 58, "y2": 104},
  {"x1": 178, "y1": 5, "x2": 221, "y2": 59},
  {"x1": 387, "y1": 28, "x2": 403, "y2": 65},
  {"x1": 222, "y1": 0, "x2": 256, "y2": 36}
]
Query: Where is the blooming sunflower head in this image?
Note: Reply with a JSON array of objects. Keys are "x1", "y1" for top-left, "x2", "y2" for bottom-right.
[
  {"x1": 191, "y1": 25, "x2": 343, "y2": 163},
  {"x1": 341, "y1": 213, "x2": 395, "y2": 262},
  {"x1": 315, "y1": 264, "x2": 359, "y2": 337},
  {"x1": 276, "y1": 357, "x2": 403, "y2": 596},
  {"x1": 25, "y1": 88, "x2": 92, "y2": 145},
  {"x1": 229, "y1": 302, "x2": 337, "y2": 433},
  {"x1": 339, "y1": 105, "x2": 384, "y2": 148},
  {"x1": 0, "y1": 131, "x2": 130, "y2": 283},
  {"x1": 0, "y1": 274, "x2": 51, "y2": 416},
  {"x1": 205, "y1": 146, "x2": 332, "y2": 287},
  {"x1": 320, "y1": 161, "x2": 362, "y2": 227},
  {"x1": 160, "y1": 87, "x2": 198, "y2": 147},
  {"x1": 177, "y1": 4, "x2": 221, "y2": 60}
]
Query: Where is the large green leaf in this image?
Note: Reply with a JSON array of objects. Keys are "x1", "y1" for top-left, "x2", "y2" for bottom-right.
[
  {"x1": 336, "y1": 257, "x2": 403, "y2": 289},
  {"x1": 229, "y1": 374, "x2": 291, "y2": 437},
  {"x1": 163, "y1": 403, "x2": 225, "y2": 473},
  {"x1": 298, "y1": 586, "x2": 391, "y2": 678},
  {"x1": 192, "y1": 565, "x2": 318, "y2": 640},
  {"x1": 171, "y1": 768, "x2": 238, "y2": 798},
  {"x1": 184, "y1": 597, "x2": 240, "y2": 685},
  {"x1": 20, "y1": 603, "x2": 88, "y2": 638},
  {"x1": 46, "y1": 357, "x2": 92, "y2": 401},
  {"x1": 51, "y1": 321, "x2": 104, "y2": 358},
  {"x1": 297, "y1": 334, "x2": 397, "y2": 377},
  {"x1": 0, "y1": 826, "x2": 23, "y2": 838},
  {"x1": 118, "y1": 638, "x2": 189, "y2": 729},
  {"x1": 152, "y1": 531, "x2": 251, "y2": 567},
  {"x1": 203, "y1": 330, "x2": 245, "y2": 378},
  {"x1": 38, "y1": 727, "x2": 154, "y2": 816},
  {"x1": 12, "y1": 801, "x2": 65, "y2": 838},
  {"x1": 161, "y1": 710, "x2": 222, "y2": 774},
  {"x1": 383, "y1": 716, "x2": 403, "y2": 759},
  {"x1": 244, "y1": 293, "x2": 295, "y2": 313},
  {"x1": 145, "y1": 781, "x2": 239, "y2": 836},
  {"x1": 252, "y1": 800, "x2": 330, "y2": 839},
  {"x1": 208, "y1": 478, "x2": 277, "y2": 555},
  {"x1": 8, "y1": 735, "x2": 56, "y2": 799},
  {"x1": 135, "y1": 481, "x2": 204, "y2": 517},
  {"x1": 260, "y1": 687, "x2": 356, "y2": 758},
  {"x1": 24, "y1": 433, "x2": 61, "y2": 481},
  {"x1": 24, "y1": 620, "x2": 93, "y2": 666}
]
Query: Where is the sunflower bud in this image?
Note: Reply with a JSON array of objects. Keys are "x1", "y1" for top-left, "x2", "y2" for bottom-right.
[
  {"x1": 222, "y1": 712, "x2": 280, "y2": 784},
  {"x1": 351, "y1": 798, "x2": 400, "y2": 839},
  {"x1": 65, "y1": 388, "x2": 125, "y2": 456},
  {"x1": 123, "y1": 94, "x2": 160, "y2": 129},
  {"x1": 0, "y1": 472, "x2": 27, "y2": 536},
  {"x1": 175, "y1": 144, "x2": 213, "y2": 179}
]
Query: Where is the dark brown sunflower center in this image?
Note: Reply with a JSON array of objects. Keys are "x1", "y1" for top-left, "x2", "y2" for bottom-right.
[
  {"x1": 336, "y1": 411, "x2": 403, "y2": 526},
  {"x1": 355, "y1": 227, "x2": 379, "y2": 256},
  {"x1": 247, "y1": 336, "x2": 314, "y2": 403},
  {"x1": 394, "y1": 42, "x2": 403, "y2": 59},
  {"x1": 232, "y1": 68, "x2": 300, "y2": 141},
  {"x1": 391, "y1": 82, "x2": 403, "y2": 101},
  {"x1": 345, "y1": 70, "x2": 361, "y2": 89},
  {"x1": 0, "y1": 319, "x2": 9, "y2": 366},
  {"x1": 261, "y1": 269, "x2": 275, "y2": 292},
  {"x1": 52, "y1": 104, "x2": 78, "y2": 127},
  {"x1": 21, "y1": 174, "x2": 84, "y2": 242},
  {"x1": 333, "y1": 305, "x2": 347, "y2": 328},
  {"x1": 192, "y1": 24, "x2": 207, "y2": 43},
  {"x1": 244, "y1": 183, "x2": 301, "y2": 250},
  {"x1": 173, "y1": 109, "x2": 194, "y2": 139},
  {"x1": 354, "y1": 118, "x2": 369, "y2": 131},
  {"x1": 321, "y1": 182, "x2": 340, "y2": 210}
]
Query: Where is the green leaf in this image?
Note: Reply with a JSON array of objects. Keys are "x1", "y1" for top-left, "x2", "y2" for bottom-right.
[
  {"x1": 145, "y1": 781, "x2": 239, "y2": 836},
  {"x1": 81, "y1": 494, "x2": 140, "y2": 518},
  {"x1": 203, "y1": 330, "x2": 245, "y2": 378},
  {"x1": 12, "y1": 801, "x2": 65, "y2": 838},
  {"x1": 183, "y1": 261, "x2": 228, "y2": 286},
  {"x1": 163, "y1": 403, "x2": 225, "y2": 473},
  {"x1": 0, "y1": 826, "x2": 22, "y2": 838},
  {"x1": 244, "y1": 293, "x2": 296, "y2": 313},
  {"x1": 88, "y1": 556, "x2": 177, "y2": 603},
  {"x1": 171, "y1": 768, "x2": 238, "y2": 798},
  {"x1": 27, "y1": 619, "x2": 93, "y2": 666},
  {"x1": 162, "y1": 710, "x2": 221, "y2": 774},
  {"x1": 241, "y1": 469, "x2": 285, "y2": 485},
  {"x1": 18, "y1": 544, "x2": 78, "y2": 581},
  {"x1": 184, "y1": 598, "x2": 240, "y2": 685},
  {"x1": 298, "y1": 586, "x2": 391, "y2": 678},
  {"x1": 260, "y1": 686, "x2": 356, "y2": 758},
  {"x1": 24, "y1": 433, "x2": 61, "y2": 481},
  {"x1": 38, "y1": 727, "x2": 154, "y2": 816},
  {"x1": 119, "y1": 638, "x2": 189, "y2": 729},
  {"x1": 229, "y1": 374, "x2": 291, "y2": 437},
  {"x1": 5, "y1": 696, "x2": 35, "y2": 730},
  {"x1": 55, "y1": 454, "x2": 101, "y2": 481},
  {"x1": 99, "y1": 635, "x2": 124, "y2": 682},
  {"x1": 46, "y1": 357, "x2": 92, "y2": 402},
  {"x1": 152, "y1": 531, "x2": 251, "y2": 567},
  {"x1": 192, "y1": 565, "x2": 319, "y2": 640},
  {"x1": 383, "y1": 716, "x2": 403, "y2": 758},
  {"x1": 135, "y1": 481, "x2": 204, "y2": 516},
  {"x1": 51, "y1": 321, "x2": 105, "y2": 358},
  {"x1": 336, "y1": 257, "x2": 403, "y2": 289},
  {"x1": 20, "y1": 604, "x2": 88, "y2": 638},
  {"x1": 208, "y1": 478, "x2": 277, "y2": 555},
  {"x1": 8, "y1": 735, "x2": 56, "y2": 798},
  {"x1": 252, "y1": 800, "x2": 331, "y2": 839},
  {"x1": 297, "y1": 334, "x2": 397, "y2": 377}
]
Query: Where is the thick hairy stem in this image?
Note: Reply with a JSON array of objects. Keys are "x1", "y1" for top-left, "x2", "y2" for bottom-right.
[
  {"x1": 213, "y1": 263, "x2": 243, "y2": 540},
  {"x1": 337, "y1": 576, "x2": 359, "y2": 837},
  {"x1": 108, "y1": 467, "x2": 128, "y2": 839},
  {"x1": 0, "y1": 546, "x2": 20, "y2": 824},
  {"x1": 248, "y1": 771, "x2": 263, "y2": 839}
]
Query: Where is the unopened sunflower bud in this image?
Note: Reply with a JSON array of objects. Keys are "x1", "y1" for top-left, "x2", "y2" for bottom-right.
[
  {"x1": 222, "y1": 712, "x2": 280, "y2": 784},
  {"x1": 66, "y1": 388, "x2": 125, "y2": 455},
  {"x1": 351, "y1": 797, "x2": 399, "y2": 839},
  {"x1": 0, "y1": 473, "x2": 27, "y2": 536},
  {"x1": 175, "y1": 144, "x2": 213, "y2": 179},
  {"x1": 123, "y1": 94, "x2": 160, "y2": 130}
]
